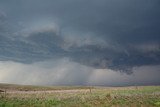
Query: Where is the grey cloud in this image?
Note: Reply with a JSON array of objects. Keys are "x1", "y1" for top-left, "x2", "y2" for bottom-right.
[
  {"x1": 88, "y1": 65, "x2": 160, "y2": 86},
  {"x1": 0, "y1": 59, "x2": 93, "y2": 85},
  {"x1": 0, "y1": 0, "x2": 160, "y2": 80},
  {"x1": 0, "y1": 60, "x2": 160, "y2": 86},
  {"x1": 132, "y1": 43, "x2": 160, "y2": 53}
]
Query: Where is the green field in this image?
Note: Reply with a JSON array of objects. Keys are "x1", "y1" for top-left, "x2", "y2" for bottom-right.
[{"x1": 0, "y1": 83, "x2": 160, "y2": 107}]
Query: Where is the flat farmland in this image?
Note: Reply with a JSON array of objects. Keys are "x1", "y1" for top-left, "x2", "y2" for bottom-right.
[{"x1": 0, "y1": 84, "x2": 160, "y2": 107}]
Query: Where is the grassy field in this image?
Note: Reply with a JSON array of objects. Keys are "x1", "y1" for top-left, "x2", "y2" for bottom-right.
[{"x1": 0, "y1": 83, "x2": 160, "y2": 107}]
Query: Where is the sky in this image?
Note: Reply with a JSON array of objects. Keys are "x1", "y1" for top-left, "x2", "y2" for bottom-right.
[{"x1": 0, "y1": 0, "x2": 160, "y2": 86}]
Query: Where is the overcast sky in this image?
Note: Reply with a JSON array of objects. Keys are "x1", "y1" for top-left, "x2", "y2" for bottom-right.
[{"x1": 0, "y1": 0, "x2": 160, "y2": 86}]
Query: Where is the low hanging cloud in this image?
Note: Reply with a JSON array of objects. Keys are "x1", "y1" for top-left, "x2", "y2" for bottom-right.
[
  {"x1": 0, "y1": 59, "x2": 160, "y2": 86},
  {"x1": 0, "y1": 0, "x2": 160, "y2": 85},
  {"x1": 0, "y1": 58, "x2": 92, "y2": 85},
  {"x1": 0, "y1": 23, "x2": 159, "y2": 73},
  {"x1": 0, "y1": 60, "x2": 92, "y2": 85}
]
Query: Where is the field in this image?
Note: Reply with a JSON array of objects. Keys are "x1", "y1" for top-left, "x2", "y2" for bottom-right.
[{"x1": 0, "y1": 83, "x2": 160, "y2": 107}]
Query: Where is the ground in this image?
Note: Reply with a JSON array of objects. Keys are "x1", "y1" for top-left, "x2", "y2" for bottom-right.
[{"x1": 0, "y1": 83, "x2": 160, "y2": 107}]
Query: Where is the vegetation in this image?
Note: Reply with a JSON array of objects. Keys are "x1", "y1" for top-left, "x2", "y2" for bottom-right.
[
  {"x1": 0, "y1": 84, "x2": 160, "y2": 107},
  {"x1": 0, "y1": 83, "x2": 92, "y2": 91}
]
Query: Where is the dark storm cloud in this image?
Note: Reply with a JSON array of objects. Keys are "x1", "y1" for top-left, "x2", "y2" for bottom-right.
[{"x1": 0, "y1": 0, "x2": 160, "y2": 74}]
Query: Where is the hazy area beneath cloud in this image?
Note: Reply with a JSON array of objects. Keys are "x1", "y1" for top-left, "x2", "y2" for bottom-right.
[
  {"x1": 0, "y1": 59, "x2": 160, "y2": 86},
  {"x1": 0, "y1": 0, "x2": 160, "y2": 85}
]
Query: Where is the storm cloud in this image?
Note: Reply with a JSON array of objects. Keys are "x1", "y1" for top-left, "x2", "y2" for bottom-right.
[
  {"x1": 0, "y1": 0, "x2": 160, "y2": 85},
  {"x1": 0, "y1": 60, "x2": 160, "y2": 86}
]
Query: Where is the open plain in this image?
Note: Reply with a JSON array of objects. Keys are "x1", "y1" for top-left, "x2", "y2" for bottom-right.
[{"x1": 0, "y1": 84, "x2": 160, "y2": 107}]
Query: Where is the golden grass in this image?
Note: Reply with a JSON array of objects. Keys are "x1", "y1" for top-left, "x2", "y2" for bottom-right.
[{"x1": 0, "y1": 84, "x2": 160, "y2": 107}]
